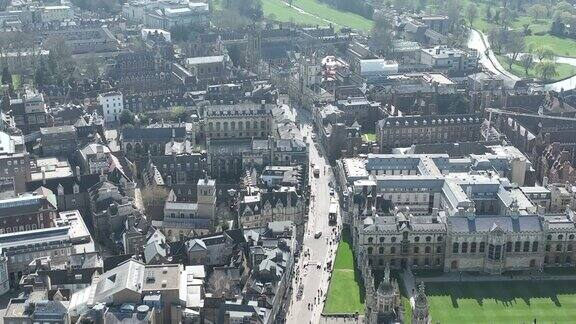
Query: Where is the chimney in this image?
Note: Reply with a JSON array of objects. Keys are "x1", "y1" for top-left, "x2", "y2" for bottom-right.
[{"x1": 76, "y1": 166, "x2": 81, "y2": 181}]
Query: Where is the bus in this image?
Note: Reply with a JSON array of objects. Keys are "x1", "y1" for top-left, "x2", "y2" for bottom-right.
[{"x1": 329, "y1": 201, "x2": 338, "y2": 226}]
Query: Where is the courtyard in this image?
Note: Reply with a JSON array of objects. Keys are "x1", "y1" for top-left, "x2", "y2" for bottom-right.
[
  {"x1": 422, "y1": 280, "x2": 576, "y2": 323},
  {"x1": 323, "y1": 229, "x2": 365, "y2": 314}
]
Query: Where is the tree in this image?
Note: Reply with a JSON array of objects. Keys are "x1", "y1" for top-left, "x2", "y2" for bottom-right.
[
  {"x1": 536, "y1": 47, "x2": 554, "y2": 61},
  {"x1": 466, "y1": 3, "x2": 478, "y2": 27},
  {"x1": 1, "y1": 67, "x2": 11, "y2": 86},
  {"x1": 520, "y1": 53, "x2": 534, "y2": 75},
  {"x1": 489, "y1": 27, "x2": 508, "y2": 54},
  {"x1": 370, "y1": 12, "x2": 394, "y2": 55},
  {"x1": 535, "y1": 61, "x2": 558, "y2": 81},
  {"x1": 119, "y1": 109, "x2": 135, "y2": 126},
  {"x1": 505, "y1": 33, "x2": 525, "y2": 70},
  {"x1": 485, "y1": 6, "x2": 492, "y2": 21},
  {"x1": 141, "y1": 186, "x2": 168, "y2": 220},
  {"x1": 528, "y1": 4, "x2": 548, "y2": 22},
  {"x1": 169, "y1": 106, "x2": 189, "y2": 122},
  {"x1": 445, "y1": 0, "x2": 462, "y2": 31}
]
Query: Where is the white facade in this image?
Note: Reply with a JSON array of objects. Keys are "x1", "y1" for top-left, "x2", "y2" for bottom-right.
[
  {"x1": 41, "y1": 5, "x2": 73, "y2": 22},
  {"x1": 98, "y1": 91, "x2": 124, "y2": 123}
]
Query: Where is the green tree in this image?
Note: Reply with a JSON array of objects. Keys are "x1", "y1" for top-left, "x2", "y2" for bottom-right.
[
  {"x1": 528, "y1": 4, "x2": 548, "y2": 21},
  {"x1": 1, "y1": 67, "x2": 11, "y2": 85},
  {"x1": 120, "y1": 109, "x2": 135, "y2": 126},
  {"x1": 169, "y1": 106, "x2": 189, "y2": 122},
  {"x1": 535, "y1": 61, "x2": 558, "y2": 81},
  {"x1": 466, "y1": 3, "x2": 478, "y2": 27},
  {"x1": 536, "y1": 47, "x2": 554, "y2": 61},
  {"x1": 520, "y1": 54, "x2": 534, "y2": 75}
]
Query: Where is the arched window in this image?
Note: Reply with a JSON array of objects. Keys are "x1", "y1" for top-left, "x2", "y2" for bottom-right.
[
  {"x1": 414, "y1": 246, "x2": 419, "y2": 253},
  {"x1": 570, "y1": 234, "x2": 575, "y2": 240},
  {"x1": 556, "y1": 244, "x2": 562, "y2": 252},
  {"x1": 479, "y1": 242, "x2": 486, "y2": 253},
  {"x1": 436, "y1": 246, "x2": 442, "y2": 253},
  {"x1": 391, "y1": 237, "x2": 397, "y2": 243},
  {"x1": 238, "y1": 121, "x2": 244, "y2": 130},
  {"x1": 559, "y1": 234, "x2": 564, "y2": 240},
  {"x1": 437, "y1": 236, "x2": 443, "y2": 242},
  {"x1": 461, "y1": 242, "x2": 468, "y2": 253},
  {"x1": 523, "y1": 241, "x2": 530, "y2": 252},
  {"x1": 368, "y1": 237, "x2": 373, "y2": 243},
  {"x1": 367, "y1": 247, "x2": 373, "y2": 254},
  {"x1": 425, "y1": 246, "x2": 431, "y2": 254},
  {"x1": 426, "y1": 236, "x2": 432, "y2": 242},
  {"x1": 379, "y1": 237, "x2": 385, "y2": 243},
  {"x1": 414, "y1": 236, "x2": 420, "y2": 242},
  {"x1": 379, "y1": 247, "x2": 384, "y2": 254},
  {"x1": 514, "y1": 241, "x2": 521, "y2": 252},
  {"x1": 471, "y1": 242, "x2": 477, "y2": 253},
  {"x1": 506, "y1": 242, "x2": 512, "y2": 252},
  {"x1": 453, "y1": 242, "x2": 459, "y2": 253},
  {"x1": 532, "y1": 241, "x2": 539, "y2": 252}
]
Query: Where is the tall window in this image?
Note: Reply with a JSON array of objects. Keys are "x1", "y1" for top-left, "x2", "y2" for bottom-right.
[
  {"x1": 479, "y1": 242, "x2": 486, "y2": 253},
  {"x1": 514, "y1": 241, "x2": 521, "y2": 252},
  {"x1": 471, "y1": 242, "x2": 477, "y2": 253},
  {"x1": 453, "y1": 242, "x2": 459, "y2": 253},
  {"x1": 506, "y1": 242, "x2": 512, "y2": 252},
  {"x1": 523, "y1": 241, "x2": 530, "y2": 252},
  {"x1": 461, "y1": 242, "x2": 468, "y2": 253},
  {"x1": 532, "y1": 241, "x2": 539, "y2": 252}
]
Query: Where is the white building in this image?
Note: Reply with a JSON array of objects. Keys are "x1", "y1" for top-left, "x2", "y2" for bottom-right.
[
  {"x1": 98, "y1": 91, "x2": 124, "y2": 123},
  {"x1": 41, "y1": 5, "x2": 74, "y2": 22}
]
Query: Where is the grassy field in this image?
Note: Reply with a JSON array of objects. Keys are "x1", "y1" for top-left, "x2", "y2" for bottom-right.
[
  {"x1": 261, "y1": 0, "x2": 372, "y2": 31},
  {"x1": 361, "y1": 133, "x2": 376, "y2": 143},
  {"x1": 496, "y1": 54, "x2": 576, "y2": 81},
  {"x1": 525, "y1": 35, "x2": 576, "y2": 57},
  {"x1": 262, "y1": 0, "x2": 324, "y2": 26},
  {"x1": 324, "y1": 228, "x2": 365, "y2": 314},
  {"x1": 425, "y1": 280, "x2": 576, "y2": 323}
]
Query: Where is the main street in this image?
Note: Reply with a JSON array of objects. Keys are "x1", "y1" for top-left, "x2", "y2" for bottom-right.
[{"x1": 285, "y1": 108, "x2": 341, "y2": 324}]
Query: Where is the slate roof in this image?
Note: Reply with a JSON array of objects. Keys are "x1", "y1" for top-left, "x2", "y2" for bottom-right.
[
  {"x1": 121, "y1": 127, "x2": 186, "y2": 141},
  {"x1": 450, "y1": 215, "x2": 542, "y2": 233}
]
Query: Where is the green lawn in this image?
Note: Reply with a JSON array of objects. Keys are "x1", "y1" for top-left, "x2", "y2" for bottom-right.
[
  {"x1": 324, "y1": 228, "x2": 365, "y2": 314},
  {"x1": 261, "y1": 0, "x2": 372, "y2": 31},
  {"x1": 425, "y1": 281, "x2": 576, "y2": 324},
  {"x1": 496, "y1": 54, "x2": 576, "y2": 82},
  {"x1": 262, "y1": 0, "x2": 325, "y2": 26},
  {"x1": 525, "y1": 35, "x2": 576, "y2": 57},
  {"x1": 361, "y1": 133, "x2": 376, "y2": 143}
]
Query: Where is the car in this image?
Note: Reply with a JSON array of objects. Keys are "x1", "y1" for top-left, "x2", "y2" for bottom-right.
[
  {"x1": 329, "y1": 188, "x2": 335, "y2": 196},
  {"x1": 313, "y1": 168, "x2": 320, "y2": 178},
  {"x1": 314, "y1": 231, "x2": 322, "y2": 239}
]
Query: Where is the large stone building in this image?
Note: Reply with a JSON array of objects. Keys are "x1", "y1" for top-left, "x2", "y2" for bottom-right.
[
  {"x1": 341, "y1": 151, "x2": 576, "y2": 274},
  {"x1": 376, "y1": 114, "x2": 482, "y2": 152},
  {"x1": 203, "y1": 101, "x2": 273, "y2": 140}
]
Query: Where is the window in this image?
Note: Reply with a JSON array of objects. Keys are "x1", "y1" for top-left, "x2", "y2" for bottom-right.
[
  {"x1": 461, "y1": 242, "x2": 468, "y2": 253},
  {"x1": 547, "y1": 235, "x2": 552, "y2": 240},
  {"x1": 426, "y1": 236, "x2": 432, "y2": 242},
  {"x1": 532, "y1": 241, "x2": 539, "y2": 252},
  {"x1": 471, "y1": 242, "x2": 477, "y2": 253},
  {"x1": 437, "y1": 236, "x2": 443, "y2": 242},
  {"x1": 425, "y1": 246, "x2": 431, "y2": 254},
  {"x1": 523, "y1": 241, "x2": 530, "y2": 252},
  {"x1": 390, "y1": 247, "x2": 396, "y2": 254},
  {"x1": 415, "y1": 236, "x2": 420, "y2": 242},
  {"x1": 414, "y1": 246, "x2": 419, "y2": 253},
  {"x1": 368, "y1": 237, "x2": 373, "y2": 243},
  {"x1": 391, "y1": 237, "x2": 397, "y2": 243},
  {"x1": 570, "y1": 235, "x2": 575, "y2": 240},
  {"x1": 453, "y1": 242, "x2": 459, "y2": 253},
  {"x1": 479, "y1": 242, "x2": 486, "y2": 253},
  {"x1": 368, "y1": 247, "x2": 373, "y2": 254},
  {"x1": 559, "y1": 234, "x2": 564, "y2": 240},
  {"x1": 557, "y1": 244, "x2": 562, "y2": 252},
  {"x1": 546, "y1": 244, "x2": 551, "y2": 252},
  {"x1": 514, "y1": 241, "x2": 521, "y2": 252},
  {"x1": 506, "y1": 242, "x2": 512, "y2": 252},
  {"x1": 379, "y1": 237, "x2": 385, "y2": 243},
  {"x1": 436, "y1": 246, "x2": 442, "y2": 253},
  {"x1": 379, "y1": 247, "x2": 384, "y2": 254}
]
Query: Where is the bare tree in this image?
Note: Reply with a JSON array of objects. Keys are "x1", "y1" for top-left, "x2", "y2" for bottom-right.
[{"x1": 505, "y1": 33, "x2": 525, "y2": 69}]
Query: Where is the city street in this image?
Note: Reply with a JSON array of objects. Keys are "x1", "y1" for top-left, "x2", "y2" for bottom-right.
[{"x1": 286, "y1": 109, "x2": 341, "y2": 324}]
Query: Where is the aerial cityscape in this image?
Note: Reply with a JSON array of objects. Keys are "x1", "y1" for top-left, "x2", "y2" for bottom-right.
[{"x1": 2, "y1": 0, "x2": 576, "y2": 323}]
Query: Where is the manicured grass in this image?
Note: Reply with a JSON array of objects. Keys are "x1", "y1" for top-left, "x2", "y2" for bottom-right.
[
  {"x1": 361, "y1": 133, "x2": 376, "y2": 143},
  {"x1": 261, "y1": 0, "x2": 372, "y2": 31},
  {"x1": 525, "y1": 35, "x2": 576, "y2": 57},
  {"x1": 425, "y1": 280, "x2": 576, "y2": 324},
  {"x1": 262, "y1": 0, "x2": 325, "y2": 26},
  {"x1": 11, "y1": 74, "x2": 21, "y2": 90},
  {"x1": 496, "y1": 54, "x2": 576, "y2": 82},
  {"x1": 292, "y1": 0, "x2": 372, "y2": 31},
  {"x1": 324, "y1": 228, "x2": 365, "y2": 314}
]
